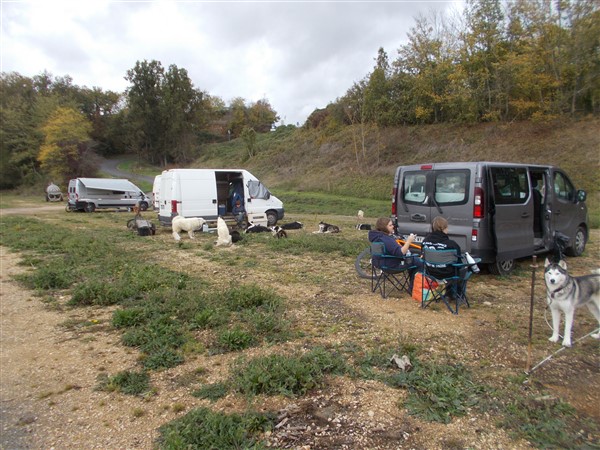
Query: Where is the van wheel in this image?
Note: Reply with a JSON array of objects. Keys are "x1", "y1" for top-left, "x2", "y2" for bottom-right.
[
  {"x1": 84, "y1": 203, "x2": 96, "y2": 213},
  {"x1": 488, "y1": 259, "x2": 515, "y2": 276},
  {"x1": 266, "y1": 211, "x2": 278, "y2": 226},
  {"x1": 139, "y1": 202, "x2": 148, "y2": 211},
  {"x1": 565, "y1": 226, "x2": 587, "y2": 257}
]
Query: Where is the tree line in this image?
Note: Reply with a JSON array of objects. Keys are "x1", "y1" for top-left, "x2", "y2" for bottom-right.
[
  {"x1": 0, "y1": 61, "x2": 279, "y2": 188},
  {"x1": 1, "y1": 0, "x2": 598, "y2": 189},
  {"x1": 307, "y1": 0, "x2": 599, "y2": 128}
]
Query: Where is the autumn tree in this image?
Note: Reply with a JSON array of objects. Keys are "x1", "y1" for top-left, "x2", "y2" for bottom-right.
[{"x1": 38, "y1": 107, "x2": 97, "y2": 184}]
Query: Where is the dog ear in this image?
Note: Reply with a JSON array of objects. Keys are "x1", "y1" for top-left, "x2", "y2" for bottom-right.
[
  {"x1": 544, "y1": 258, "x2": 551, "y2": 267},
  {"x1": 558, "y1": 259, "x2": 567, "y2": 270}
]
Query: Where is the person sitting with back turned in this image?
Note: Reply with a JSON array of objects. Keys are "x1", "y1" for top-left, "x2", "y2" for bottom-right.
[
  {"x1": 421, "y1": 215, "x2": 466, "y2": 282},
  {"x1": 368, "y1": 217, "x2": 419, "y2": 284}
]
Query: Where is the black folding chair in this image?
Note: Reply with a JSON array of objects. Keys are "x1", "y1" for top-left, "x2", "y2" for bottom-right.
[
  {"x1": 370, "y1": 241, "x2": 416, "y2": 299},
  {"x1": 419, "y1": 248, "x2": 474, "y2": 314}
]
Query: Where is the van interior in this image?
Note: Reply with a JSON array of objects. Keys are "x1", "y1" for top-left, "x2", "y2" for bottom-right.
[{"x1": 215, "y1": 171, "x2": 244, "y2": 214}]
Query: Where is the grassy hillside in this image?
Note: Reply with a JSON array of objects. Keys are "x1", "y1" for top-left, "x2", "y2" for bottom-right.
[{"x1": 193, "y1": 117, "x2": 600, "y2": 226}]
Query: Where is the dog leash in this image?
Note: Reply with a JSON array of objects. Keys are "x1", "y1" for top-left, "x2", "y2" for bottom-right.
[{"x1": 526, "y1": 328, "x2": 600, "y2": 375}]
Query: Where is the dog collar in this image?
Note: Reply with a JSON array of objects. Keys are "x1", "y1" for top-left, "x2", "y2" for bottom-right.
[{"x1": 550, "y1": 280, "x2": 573, "y2": 299}]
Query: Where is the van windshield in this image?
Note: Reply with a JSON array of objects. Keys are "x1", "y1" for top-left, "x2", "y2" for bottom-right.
[{"x1": 402, "y1": 170, "x2": 469, "y2": 206}]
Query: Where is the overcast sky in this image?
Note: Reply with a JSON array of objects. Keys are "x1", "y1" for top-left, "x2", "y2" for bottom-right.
[{"x1": 1, "y1": 1, "x2": 462, "y2": 126}]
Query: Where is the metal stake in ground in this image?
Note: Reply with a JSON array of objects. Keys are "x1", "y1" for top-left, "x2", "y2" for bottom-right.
[{"x1": 526, "y1": 255, "x2": 538, "y2": 373}]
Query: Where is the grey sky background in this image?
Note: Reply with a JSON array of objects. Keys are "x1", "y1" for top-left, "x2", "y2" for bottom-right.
[{"x1": 1, "y1": 1, "x2": 462, "y2": 126}]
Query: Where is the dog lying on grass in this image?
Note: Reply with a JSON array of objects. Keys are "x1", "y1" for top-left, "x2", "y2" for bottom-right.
[
  {"x1": 172, "y1": 216, "x2": 206, "y2": 241},
  {"x1": 314, "y1": 221, "x2": 340, "y2": 233}
]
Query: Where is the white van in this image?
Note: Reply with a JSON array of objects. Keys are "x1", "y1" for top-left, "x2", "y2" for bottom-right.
[
  {"x1": 152, "y1": 175, "x2": 161, "y2": 210},
  {"x1": 392, "y1": 162, "x2": 589, "y2": 275},
  {"x1": 66, "y1": 178, "x2": 150, "y2": 213},
  {"x1": 158, "y1": 169, "x2": 284, "y2": 226}
]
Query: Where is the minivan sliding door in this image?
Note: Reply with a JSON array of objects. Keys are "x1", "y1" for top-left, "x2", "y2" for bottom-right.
[{"x1": 489, "y1": 167, "x2": 534, "y2": 260}]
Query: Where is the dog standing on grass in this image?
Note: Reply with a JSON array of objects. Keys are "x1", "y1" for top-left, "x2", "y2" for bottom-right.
[
  {"x1": 172, "y1": 216, "x2": 206, "y2": 242},
  {"x1": 544, "y1": 258, "x2": 600, "y2": 347}
]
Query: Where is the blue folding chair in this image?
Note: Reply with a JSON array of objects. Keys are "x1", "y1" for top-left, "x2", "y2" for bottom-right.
[
  {"x1": 418, "y1": 247, "x2": 475, "y2": 314},
  {"x1": 370, "y1": 242, "x2": 416, "y2": 299}
]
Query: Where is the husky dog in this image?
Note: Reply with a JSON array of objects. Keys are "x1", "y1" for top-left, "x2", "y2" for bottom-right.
[
  {"x1": 355, "y1": 224, "x2": 372, "y2": 231},
  {"x1": 245, "y1": 223, "x2": 287, "y2": 238},
  {"x1": 172, "y1": 216, "x2": 206, "y2": 241},
  {"x1": 315, "y1": 221, "x2": 340, "y2": 233},
  {"x1": 544, "y1": 258, "x2": 600, "y2": 347},
  {"x1": 215, "y1": 217, "x2": 232, "y2": 246}
]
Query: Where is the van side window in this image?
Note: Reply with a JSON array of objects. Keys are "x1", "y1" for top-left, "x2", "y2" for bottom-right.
[
  {"x1": 491, "y1": 167, "x2": 529, "y2": 205},
  {"x1": 434, "y1": 171, "x2": 469, "y2": 205},
  {"x1": 402, "y1": 172, "x2": 427, "y2": 204},
  {"x1": 553, "y1": 172, "x2": 575, "y2": 202}
]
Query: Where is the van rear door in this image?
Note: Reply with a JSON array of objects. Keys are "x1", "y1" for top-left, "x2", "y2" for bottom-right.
[
  {"x1": 396, "y1": 165, "x2": 471, "y2": 250},
  {"x1": 178, "y1": 171, "x2": 218, "y2": 218},
  {"x1": 488, "y1": 166, "x2": 534, "y2": 260}
]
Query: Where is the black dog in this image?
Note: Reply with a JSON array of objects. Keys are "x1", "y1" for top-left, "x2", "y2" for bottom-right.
[
  {"x1": 280, "y1": 221, "x2": 304, "y2": 230},
  {"x1": 355, "y1": 223, "x2": 372, "y2": 231},
  {"x1": 245, "y1": 223, "x2": 272, "y2": 233}
]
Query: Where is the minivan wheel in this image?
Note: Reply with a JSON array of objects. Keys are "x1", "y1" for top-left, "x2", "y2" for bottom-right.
[
  {"x1": 266, "y1": 211, "x2": 278, "y2": 226},
  {"x1": 85, "y1": 202, "x2": 96, "y2": 213},
  {"x1": 488, "y1": 259, "x2": 515, "y2": 276},
  {"x1": 565, "y1": 226, "x2": 587, "y2": 257}
]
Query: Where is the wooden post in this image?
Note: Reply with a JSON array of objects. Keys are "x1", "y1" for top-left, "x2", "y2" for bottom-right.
[{"x1": 526, "y1": 255, "x2": 538, "y2": 373}]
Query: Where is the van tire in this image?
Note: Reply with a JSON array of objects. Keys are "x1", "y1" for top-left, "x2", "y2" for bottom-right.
[
  {"x1": 488, "y1": 259, "x2": 514, "y2": 276},
  {"x1": 565, "y1": 226, "x2": 587, "y2": 257},
  {"x1": 266, "y1": 211, "x2": 278, "y2": 226},
  {"x1": 139, "y1": 201, "x2": 149, "y2": 211},
  {"x1": 84, "y1": 202, "x2": 96, "y2": 213}
]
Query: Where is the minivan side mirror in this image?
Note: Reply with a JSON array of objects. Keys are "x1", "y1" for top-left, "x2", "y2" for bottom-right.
[{"x1": 577, "y1": 190, "x2": 587, "y2": 203}]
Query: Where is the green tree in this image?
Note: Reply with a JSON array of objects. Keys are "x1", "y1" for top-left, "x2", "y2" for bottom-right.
[
  {"x1": 125, "y1": 60, "x2": 166, "y2": 164},
  {"x1": 38, "y1": 107, "x2": 96, "y2": 184},
  {"x1": 247, "y1": 98, "x2": 279, "y2": 132},
  {"x1": 240, "y1": 126, "x2": 257, "y2": 158}
]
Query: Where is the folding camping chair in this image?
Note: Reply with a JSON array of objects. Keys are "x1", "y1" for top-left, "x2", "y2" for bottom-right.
[
  {"x1": 418, "y1": 248, "x2": 475, "y2": 314},
  {"x1": 370, "y1": 242, "x2": 416, "y2": 299}
]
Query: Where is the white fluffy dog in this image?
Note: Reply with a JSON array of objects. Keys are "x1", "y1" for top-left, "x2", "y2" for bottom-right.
[
  {"x1": 172, "y1": 216, "x2": 206, "y2": 241},
  {"x1": 215, "y1": 217, "x2": 232, "y2": 246}
]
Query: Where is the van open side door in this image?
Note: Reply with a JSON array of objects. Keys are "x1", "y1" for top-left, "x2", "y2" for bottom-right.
[{"x1": 488, "y1": 166, "x2": 535, "y2": 260}]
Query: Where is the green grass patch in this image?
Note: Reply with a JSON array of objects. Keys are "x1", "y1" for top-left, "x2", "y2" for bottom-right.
[
  {"x1": 192, "y1": 382, "x2": 229, "y2": 402},
  {"x1": 497, "y1": 396, "x2": 588, "y2": 448},
  {"x1": 157, "y1": 407, "x2": 274, "y2": 450},
  {"x1": 230, "y1": 347, "x2": 347, "y2": 397},
  {"x1": 277, "y1": 189, "x2": 390, "y2": 216},
  {"x1": 96, "y1": 370, "x2": 151, "y2": 396}
]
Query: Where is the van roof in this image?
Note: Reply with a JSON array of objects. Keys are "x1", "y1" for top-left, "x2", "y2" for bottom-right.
[{"x1": 76, "y1": 178, "x2": 142, "y2": 192}]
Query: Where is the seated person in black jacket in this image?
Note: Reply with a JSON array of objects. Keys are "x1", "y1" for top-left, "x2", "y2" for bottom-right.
[{"x1": 421, "y1": 216, "x2": 464, "y2": 280}]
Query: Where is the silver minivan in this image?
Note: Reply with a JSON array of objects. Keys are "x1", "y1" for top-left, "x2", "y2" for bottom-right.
[{"x1": 392, "y1": 162, "x2": 589, "y2": 275}]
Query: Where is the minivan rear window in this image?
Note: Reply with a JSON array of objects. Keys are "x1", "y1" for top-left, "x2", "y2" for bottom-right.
[
  {"x1": 401, "y1": 169, "x2": 469, "y2": 206},
  {"x1": 434, "y1": 171, "x2": 469, "y2": 205}
]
